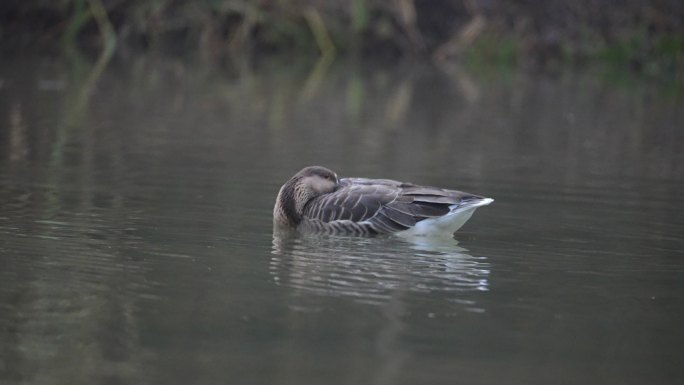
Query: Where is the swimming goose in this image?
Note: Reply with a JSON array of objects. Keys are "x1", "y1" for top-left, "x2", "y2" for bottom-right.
[{"x1": 273, "y1": 166, "x2": 493, "y2": 236}]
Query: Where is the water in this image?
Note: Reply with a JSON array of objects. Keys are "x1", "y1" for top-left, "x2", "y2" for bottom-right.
[{"x1": 1, "y1": 53, "x2": 683, "y2": 385}]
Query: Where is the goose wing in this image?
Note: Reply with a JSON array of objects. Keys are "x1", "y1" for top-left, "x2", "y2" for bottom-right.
[{"x1": 302, "y1": 178, "x2": 483, "y2": 234}]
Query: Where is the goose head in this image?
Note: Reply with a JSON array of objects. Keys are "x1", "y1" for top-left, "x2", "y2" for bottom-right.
[{"x1": 274, "y1": 166, "x2": 338, "y2": 228}]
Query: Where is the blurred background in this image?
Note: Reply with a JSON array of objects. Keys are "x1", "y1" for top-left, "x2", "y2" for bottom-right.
[
  {"x1": 2, "y1": 0, "x2": 684, "y2": 73},
  {"x1": 1, "y1": 2, "x2": 683, "y2": 385}
]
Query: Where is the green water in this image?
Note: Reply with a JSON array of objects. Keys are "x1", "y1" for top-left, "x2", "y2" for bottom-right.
[{"x1": 0, "y1": 54, "x2": 682, "y2": 385}]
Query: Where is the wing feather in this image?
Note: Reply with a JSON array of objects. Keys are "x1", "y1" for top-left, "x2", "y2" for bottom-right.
[
  {"x1": 381, "y1": 206, "x2": 417, "y2": 227},
  {"x1": 303, "y1": 183, "x2": 396, "y2": 223},
  {"x1": 300, "y1": 177, "x2": 485, "y2": 235},
  {"x1": 369, "y1": 212, "x2": 405, "y2": 233}
]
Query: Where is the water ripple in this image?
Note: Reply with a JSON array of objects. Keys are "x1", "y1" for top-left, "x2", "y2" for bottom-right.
[{"x1": 270, "y1": 233, "x2": 490, "y2": 307}]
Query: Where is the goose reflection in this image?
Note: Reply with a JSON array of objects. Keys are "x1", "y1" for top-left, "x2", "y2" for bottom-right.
[{"x1": 271, "y1": 233, "x2": 490, "y2": 308}]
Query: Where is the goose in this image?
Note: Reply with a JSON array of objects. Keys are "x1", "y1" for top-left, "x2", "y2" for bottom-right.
[{"x1": 273, "y1": 166, "x2": 493, "y2": 237}]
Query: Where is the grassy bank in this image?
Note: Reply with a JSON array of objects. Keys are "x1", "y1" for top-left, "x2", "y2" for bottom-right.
[{"x1": 1, "y1": 0, "x2": 683, "y2": 76}]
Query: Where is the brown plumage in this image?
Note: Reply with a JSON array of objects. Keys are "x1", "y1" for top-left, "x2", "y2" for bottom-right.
[{"x1": 274, "y1": 166, "x2": 493, "y2": 236}]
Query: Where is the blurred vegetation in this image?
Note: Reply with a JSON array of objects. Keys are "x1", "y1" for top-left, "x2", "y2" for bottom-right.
[{"x1": 0, "y1": 0, "x2": 683, "y2": 77}]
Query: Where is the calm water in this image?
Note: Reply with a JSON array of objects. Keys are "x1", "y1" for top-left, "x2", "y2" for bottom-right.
[{"x1": 1, "y1": 53, "x2": 683, "y2": 385}]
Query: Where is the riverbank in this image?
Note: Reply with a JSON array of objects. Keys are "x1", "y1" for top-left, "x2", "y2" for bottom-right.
[{"x1": 2, "y1": 0, "x2": 683, "y2": 78}]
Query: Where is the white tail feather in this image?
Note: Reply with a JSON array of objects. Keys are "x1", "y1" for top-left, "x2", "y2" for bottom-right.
[{"x1": 396, "y1": 198, "x2": 493, "y2": 237}]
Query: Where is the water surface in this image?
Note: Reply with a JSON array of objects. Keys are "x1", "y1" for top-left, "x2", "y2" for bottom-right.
[{"x1": 1, "y1": 54, "x2": 683, "y2": 384}]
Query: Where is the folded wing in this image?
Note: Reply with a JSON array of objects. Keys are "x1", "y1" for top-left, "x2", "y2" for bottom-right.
[{"x1": 301, "y1": 178, "x2": 484, "y2": 234}]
